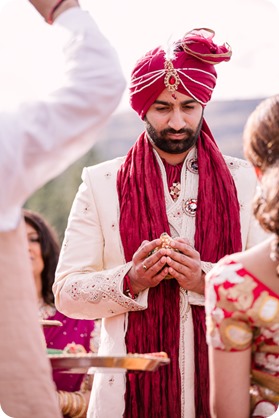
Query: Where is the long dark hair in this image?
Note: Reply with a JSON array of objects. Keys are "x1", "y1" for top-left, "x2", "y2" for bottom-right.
[{"x1": 23, "y1": 209, "x2": 60, "y2": 306}]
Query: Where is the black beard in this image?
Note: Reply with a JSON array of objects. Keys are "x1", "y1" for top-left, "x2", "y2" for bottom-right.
[{"x1": 145, "y1": 113, "x2": 204, "y2": 154}]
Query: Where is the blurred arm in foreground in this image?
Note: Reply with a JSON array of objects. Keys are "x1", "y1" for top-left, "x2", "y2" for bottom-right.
[{"x1": 0, "y1": 1, "x2": 125, "y2": 417}]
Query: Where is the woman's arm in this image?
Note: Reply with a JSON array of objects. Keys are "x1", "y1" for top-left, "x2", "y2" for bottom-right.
[
  {"x1": 1, "y1": 3, "x2": 126, "y2": 231},
  {"x1": 29, "y1": 0, "x2": 79, "y2": 23},
  {"x1": 209, "y1": 346, "x2": 251, "y2": 418}
]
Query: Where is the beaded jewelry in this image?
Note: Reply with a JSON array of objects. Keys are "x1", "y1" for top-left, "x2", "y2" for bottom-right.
[{"x1": 164, "y1": 60, "x2": 180, "y2": 92}]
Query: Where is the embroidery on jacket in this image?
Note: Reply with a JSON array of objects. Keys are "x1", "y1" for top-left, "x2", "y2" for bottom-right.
[{"x1": 64, "y1": 268, "x2": 141, "y2": 311}]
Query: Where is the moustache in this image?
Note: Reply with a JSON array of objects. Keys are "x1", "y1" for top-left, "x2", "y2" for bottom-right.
[{"x1": 161, "y1": 128, "x2": 193, "y2": 136}]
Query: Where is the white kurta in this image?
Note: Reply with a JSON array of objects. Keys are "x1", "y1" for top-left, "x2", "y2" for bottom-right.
[
  {"x1": 0, "y1": 8, "x2": 125, "y2": 418},
  {"x1": 54, "y1": 147, "x2": 267, "y2": 418}
]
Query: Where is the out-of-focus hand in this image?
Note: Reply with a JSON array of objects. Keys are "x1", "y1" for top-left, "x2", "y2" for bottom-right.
[{"x1": 28, "y1": 0, "x2": 79, "y2": 24}]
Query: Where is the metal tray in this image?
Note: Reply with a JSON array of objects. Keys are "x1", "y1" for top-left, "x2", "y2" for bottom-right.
[
  {"x1": 40, "y1": 319, "x2": 63, "y2": 327},
  {"x1": 48, "y1": 353, "x2": 170, "y2": 373}
]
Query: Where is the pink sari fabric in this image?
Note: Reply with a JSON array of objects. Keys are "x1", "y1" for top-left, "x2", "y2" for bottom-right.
[
  {"x1": 117, "y1": 121, "x2": 242, "y2": 417},
  {"x1": 44, "y1": 310, "x2": 95, "y2": 392}
]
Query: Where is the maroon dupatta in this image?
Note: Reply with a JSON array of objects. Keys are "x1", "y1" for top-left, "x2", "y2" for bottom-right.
[{"x1": 117, "y1": 121, "x2": 242, "y2": 417}]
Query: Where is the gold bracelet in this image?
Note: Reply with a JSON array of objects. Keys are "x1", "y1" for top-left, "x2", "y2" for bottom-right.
[
  {"x1": 57, "y1": 391, "x2": 66, "y2": 413},
  {"x1": 73, "y1": 392, "x2": 87, "y2": 418},
  {"x1": 75, "y1": 391, "x2": 82, "y2": 413},
  {"x1": 72, "y1": 391, "x2": 79, "y2": 416},
  {"x1": 58, "y1": 389, "x2": 88, "y2": 418},
  {"x1": 67, "y1": 391, "x2": 75, "y2": 415},
  {"x1": 59, "y1": 390, "x2": 73, "y2": 416}
]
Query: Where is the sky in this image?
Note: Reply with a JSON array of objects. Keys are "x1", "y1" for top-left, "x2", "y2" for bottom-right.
[{"x1": 0, "y1": 0, "x2": 278, "y2": 112}]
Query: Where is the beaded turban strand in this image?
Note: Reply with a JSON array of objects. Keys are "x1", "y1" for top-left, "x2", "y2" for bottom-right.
[{"x1": 129, "y1": 28, "x2": 232, "y2": 119}]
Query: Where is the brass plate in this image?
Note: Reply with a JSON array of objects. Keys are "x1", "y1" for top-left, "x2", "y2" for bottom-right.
[
  {"x1": 48, "y1": 353, "x2": 170, "y2": 373},
  {"x1": 40, "y1": 319, "x2": 63, "y2": 327}
]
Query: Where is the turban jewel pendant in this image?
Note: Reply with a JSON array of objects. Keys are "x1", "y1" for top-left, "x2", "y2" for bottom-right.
[{"x1": 164, "y1": 60, "x2": 180, "y2": 92}]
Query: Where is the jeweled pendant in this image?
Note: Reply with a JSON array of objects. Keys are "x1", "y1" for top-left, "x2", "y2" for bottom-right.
[
  {"x1": 164, "y1": 60, "x2": 180, "y2": 92},
  {"x1": 170, "y1": 182, "x2": 181, "y2": 202}
]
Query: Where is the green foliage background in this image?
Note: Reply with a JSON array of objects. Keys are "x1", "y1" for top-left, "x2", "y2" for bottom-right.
[{"x1": 24, "y1": 148, "x2": 101, "y2": 244}]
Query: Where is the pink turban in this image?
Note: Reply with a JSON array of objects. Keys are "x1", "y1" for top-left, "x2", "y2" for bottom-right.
[{"x1": 129, "y1": 28, "x2": 232, "y2": 119}]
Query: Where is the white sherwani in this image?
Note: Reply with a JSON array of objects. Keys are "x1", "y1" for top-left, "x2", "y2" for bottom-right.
[{"x1": 54, "y1": 147, "x2": 267, "y2": 418}]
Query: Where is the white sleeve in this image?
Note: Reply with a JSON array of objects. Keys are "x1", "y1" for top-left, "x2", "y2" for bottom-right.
[
  {"x1": 54, "y1": 167, "x2": 148, "y2": 319},
  {"x1": 0, "y1": 7, "x2": 126, "y2": 231}
]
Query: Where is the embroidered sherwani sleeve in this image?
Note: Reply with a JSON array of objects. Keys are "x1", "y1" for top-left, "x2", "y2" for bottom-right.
[{"x1": 54, "y1": 167, "x2": 148, "y2": 319}]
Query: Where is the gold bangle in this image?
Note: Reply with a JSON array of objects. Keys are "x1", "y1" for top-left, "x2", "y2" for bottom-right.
[
  {"x1": 61, "y1": 391, "x2": 73, "y2": 416},
  {"x1": 73, "y1": 392, "x2": 87, "y2": 418},
  {"x1": 73, "y1": 391, "x2": 82, "y2": 417},
  {"x1": 58, "y1": 390, "x2": 88, "y2": 418},
  {"x1": 58, "y1": 391, "x2": 67, "y2": 413},
  {"x1": 68, "y1": 391, "x2": 75, "y2": 415},
  {"x1": 72, "y1": 392, "x2": 79, "y2": 416},
  {"x1": 57, "y1": 390, "x2": 62, "y2": 410}
]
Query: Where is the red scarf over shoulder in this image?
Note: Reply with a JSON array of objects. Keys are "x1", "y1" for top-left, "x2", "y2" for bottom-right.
[{"x1": 117, "y1": 120, "x2": 242, "y2": 418}]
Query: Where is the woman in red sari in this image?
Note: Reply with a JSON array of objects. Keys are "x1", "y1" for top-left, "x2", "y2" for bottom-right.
[{"x1": 205, "y1": 95, "x2": 279, "y2": 418}]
